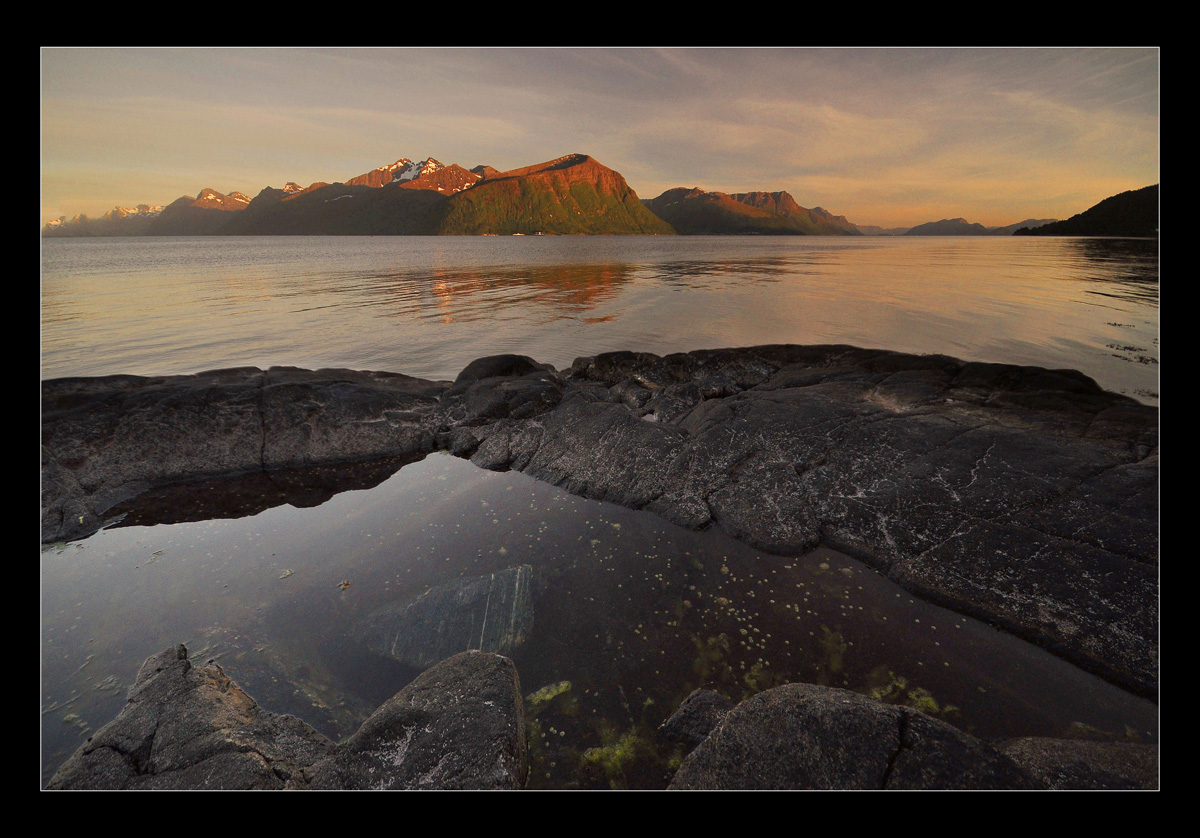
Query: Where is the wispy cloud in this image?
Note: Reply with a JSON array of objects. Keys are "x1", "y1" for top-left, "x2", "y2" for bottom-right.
[{"x1": 40, "y1": 47, "x2": 1158, "y2": 226}]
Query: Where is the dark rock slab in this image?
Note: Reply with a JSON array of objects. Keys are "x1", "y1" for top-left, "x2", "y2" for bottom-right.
[
  {"x1": 483, "y1": 346, "x2": 1159, "y2": 695},
  {"x1": 668, "y1": 682, "x2": 1036, "y2": 790},
  {"x1": 442, "y1": 369, "x2": 565, "y2": 427},
  {"x1": 306, "y1": 650, "x2": 527, "y2": 790},
  {"x1": 41, "y1": 368, "x2": 264, "y2": 543},
  {"x1": 41, "y1": 344, "x2": 1159, "y2": 695},
  {"x1": 997, "y1": 737, "x2": 1159, "y2": 790},
  {"x1": 48, "y1": 645, "x2": 528, "y2": 790},
  {"x1": 357, "y1": 565, "x2": 534, "y2": 669},
  {"x1": 259, "y1": 366, "x2": 446, "y2": 469},
  {"x1": 41, "y1": 366, "x2": 447, "y2": 543},
  {"x1": 497, "y1": 391, "x2": 690, "y2": 510}
]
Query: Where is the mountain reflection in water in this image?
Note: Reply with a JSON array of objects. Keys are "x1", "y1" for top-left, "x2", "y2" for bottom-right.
[
  {"x1": 41, "y1": 453, "x2": 1157, "y2": 789},
  {"x1": 40, "y1": 236, "x2": 1158, "y2": 402}
]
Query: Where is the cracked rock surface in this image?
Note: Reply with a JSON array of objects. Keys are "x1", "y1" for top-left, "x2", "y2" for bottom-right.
[
  {"x1": 46, "y1": 644, "x2": 336, "y2": 790},
  {"x1": 46, "y1": 645, "x2": 527, "y2": 790},
  {"x1": 665, "y1": 683, "x2": 1158, "y2": 790},
  {"x1": 668, "y1": 682, "x2": 1037, "y2": 790},
  {"x1": 41, "y1": 344, "x2": 1159, "y2": 695},
  {"x1": 41, "y1": 366, "x2": 447, "y2": 543},
  {"x1": 306, "y1": 649, "x2": 527, "y2": 790}
]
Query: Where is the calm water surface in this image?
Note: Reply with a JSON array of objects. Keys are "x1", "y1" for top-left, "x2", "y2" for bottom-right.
[
  {"x1": 40, "y1": 236, "x2": 1159, "y2": 788},
  {"x1": 41, "y1": 235, "x2": 1159, "y2": 400}
]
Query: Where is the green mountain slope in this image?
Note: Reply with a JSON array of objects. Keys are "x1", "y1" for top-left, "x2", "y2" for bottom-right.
[
  {"x1": 731, "y1": 192, "x2": 860, "y2": 235},
  {"x1": 436, "y1": 154, "x2": 674, "y2": 235}
]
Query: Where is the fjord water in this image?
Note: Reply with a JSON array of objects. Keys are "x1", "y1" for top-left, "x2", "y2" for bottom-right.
[
  {"x1": 40, "y1": 235, "x2": 1159, "y2": 787},
  {"x1": 41, "y1": 235, "x2": 1159, "y2": 401}
]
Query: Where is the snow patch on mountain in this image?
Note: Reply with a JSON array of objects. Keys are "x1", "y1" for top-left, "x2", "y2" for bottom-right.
[{"x1": 395, "y1": 158, "x2": 444, "y2": 182}]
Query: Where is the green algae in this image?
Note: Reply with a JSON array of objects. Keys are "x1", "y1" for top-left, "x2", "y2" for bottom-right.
[
  {"x1": 816, "y1": 625, "x2": 847, "y2": 681},
  {"x1": 692, "y1": 633, "x2": 734, "y2": 685},
  {"x1": 1062, "y1": 721, "x2": 1144, "y2": 743},
  {"x1": 525, "y1": 680, "x2": 580, "y2": 717},
  {"x1": 861, "y1": 666, "x2": 958, "y2": 719},
  {"x1": 865, "y1": 668, "x2": 909, "y2": 703},
  {"x1": 743, "y1": 659, "x2": 788, "y2": 693},
  {"x1": 579, "y1": 725, "x2": 666, "y2": 790}
]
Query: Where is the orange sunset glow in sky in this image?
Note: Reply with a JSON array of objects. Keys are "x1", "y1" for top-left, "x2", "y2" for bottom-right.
[{"x1": 40, "y1": 47, "x2": 1159, "y2": 230}]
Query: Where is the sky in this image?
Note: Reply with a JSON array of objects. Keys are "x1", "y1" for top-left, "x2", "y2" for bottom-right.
[{"x1": 40, "y1": 47, "x2": 1159, "y2": 229}]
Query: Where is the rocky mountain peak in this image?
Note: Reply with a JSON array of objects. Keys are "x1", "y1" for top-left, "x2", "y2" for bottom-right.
[
  {"x1": 395, "y1": 158, "x2": 445, "y2": 182},
  {"x1": 347, "y1": 159, "x2": 415, "y2": 188}
]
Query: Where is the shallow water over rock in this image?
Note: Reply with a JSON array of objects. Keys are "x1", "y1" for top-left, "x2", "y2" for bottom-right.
[{"x1": 40, "y1": 452, "x2": 1157, "y2": 789}]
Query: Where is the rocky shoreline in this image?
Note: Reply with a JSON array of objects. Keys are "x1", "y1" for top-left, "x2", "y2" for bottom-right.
[
  {"x1": 42, "y1": 345, "x2": 1160, "y2": 702},
  {"x1": 47, "y1": 644, "x2": 1156, "y2": 789}
]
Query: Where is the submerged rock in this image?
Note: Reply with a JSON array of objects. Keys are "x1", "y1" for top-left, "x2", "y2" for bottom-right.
[
  {"x1": 357, "y1": 565, "x2": 535, "y2": 669},
  {"x1": 658, "y1": 688, "x2": 735, "y2": 748}
]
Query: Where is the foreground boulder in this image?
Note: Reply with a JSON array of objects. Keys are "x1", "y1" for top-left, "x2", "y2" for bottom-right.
[
  {"x1": 665, "y1": 682, "x2": 1158, "y2": 790},
  {"x1": 306, "y1": 649, "x2": 528, "y2": 790},
  {"x1": 48, "y1": 647, "x2": 1154, "y2": 790},
  {"x1": 46, "y1": 645, "x2": 334, "y2": 790},
  {"x1": 669, "y1": 682, "x2": 1037, "y2": 790},
  {"x1": 41, "y1": 345, "x2": 1159, "y2": 695},
  {"x1": 47, "y1": 646, "x2": 527, "y2": 790}
]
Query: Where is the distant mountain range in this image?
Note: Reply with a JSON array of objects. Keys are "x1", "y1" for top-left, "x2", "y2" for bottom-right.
[
  {"x1": 642, "y1": 188, "x2": 860, "y2": 236},
  {"x1": 44, "y1": 154, "x2": 670, "y2": 237},
  {"x1": 40, "y1": 153, "x2": 1158, "y2": 239},
  {"x1": 852, "y1": 224, "x2": 912, "y2": 237},
  {"x1": 898, "y1": 217, "x2": 1060, "y2": 237}
]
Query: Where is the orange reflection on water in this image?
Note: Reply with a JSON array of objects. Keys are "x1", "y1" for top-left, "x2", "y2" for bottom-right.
[
  {"x1": 41, "y1": 236, "x2": 1157, "y2": 401},
  {"x1": 413, "y1": 263, "x2": 635, "y2": 324}
]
